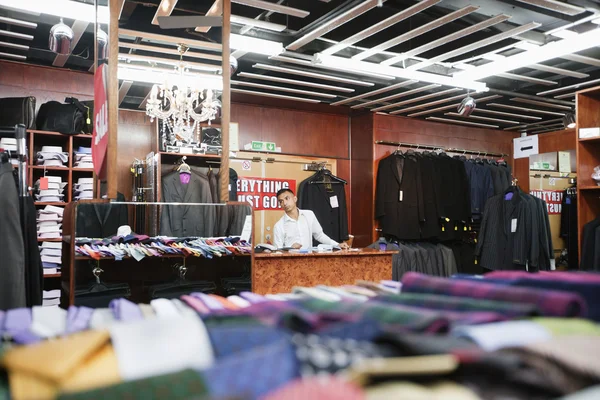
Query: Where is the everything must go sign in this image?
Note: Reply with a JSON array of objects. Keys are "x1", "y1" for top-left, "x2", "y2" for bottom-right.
[{"x1": 237, "y1": 177, "x2": 296, "y2": 210}]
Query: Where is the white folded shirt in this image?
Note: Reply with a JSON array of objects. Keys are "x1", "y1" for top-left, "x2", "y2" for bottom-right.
[
  {"x1": 41, "y1": 241, "x2": 62, "y2": 249},
  {"x1": 38, "y1": 232, "x2": 61, "y2": 239},
  {"x1": 40, "y1": 205, "x2": 64, "y2": 215}
]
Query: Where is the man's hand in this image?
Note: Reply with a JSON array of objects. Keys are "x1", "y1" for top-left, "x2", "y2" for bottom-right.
[
  {"x1": 339, "y1": 242, "x2": 349, "y2": 250},
  {"x1": 292, "y1": 243, "x2": 302, "y2": 249}
]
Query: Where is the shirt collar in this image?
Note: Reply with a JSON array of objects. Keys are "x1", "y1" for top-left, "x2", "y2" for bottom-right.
[{"x1": 283, "y1": 208, "x2": 304, "y2": 222}]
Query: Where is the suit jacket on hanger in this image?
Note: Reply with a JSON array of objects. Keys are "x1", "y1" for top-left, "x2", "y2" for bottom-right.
[
  {"x1": 0, "y1": 161, "x2": 26, "y2": 310},
  {"x1": 160, "y1": 171, "x2": 216, "y2": 237},
  {"x1": 299, "y1": 178, "x2": 349, "y2": 244},
  {"x1": 581, "y1": 217, "x2": 600, "y2": 270}
]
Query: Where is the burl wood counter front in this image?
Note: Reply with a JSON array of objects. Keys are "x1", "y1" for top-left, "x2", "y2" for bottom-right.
[{"x1": 251, "y1": 248, "x2": 397, "y2": 294}]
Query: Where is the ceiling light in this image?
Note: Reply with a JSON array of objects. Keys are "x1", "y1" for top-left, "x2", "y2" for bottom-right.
[
  {"x1": 49, "y1": 19, "x2": 73, "y2": 55},
  {"x1": 457, "y1": 96, "x2": 476, "y2": 116},
  {"x1": 455, "y1": 27, "x2": 600, "y2": 82},
  {"x1": 563, "y1": 112, "x2": 576, "y2": 129},
  {"x1": 314, "y1": 54, "x2": 488, "y2": 92},
  {"x1": 231, "y1": 88, "x2": 320, "y2": 103},
  {"x1": 0, "y1": 0, "x2": 109, "y2": 24},
  {"x1": 230, "y1": 34, "x2": 283, "y2": 56}
]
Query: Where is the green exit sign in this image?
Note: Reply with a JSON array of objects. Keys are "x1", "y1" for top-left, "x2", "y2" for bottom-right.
[{"x1": 250, "y1": 141, "x2": 276, "y2": 151}]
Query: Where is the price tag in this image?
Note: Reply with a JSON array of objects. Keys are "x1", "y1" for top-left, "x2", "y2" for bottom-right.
[
  {"x1": 330, "y1": 195, "x2": 339, "y2": 208},
  {"x1": 39, "y1": 177, "x2": 49, "y2": 190},
  {"x1": 511, "y1": 218, "x2": 517, "y2": 233},
  {"x1": 399, "y1": 190, "x2": 403, "y2": 202}
]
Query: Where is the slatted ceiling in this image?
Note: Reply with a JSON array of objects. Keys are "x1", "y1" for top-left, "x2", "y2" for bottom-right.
[
  {"x1": 270, "y1": 55, "x2": 395, "y2": 81},
  {"x1": 379, "y1": 13, "x2": 511, "y2": 66},
  {"x1": 119, "y1": 42, "x2": 223, "y2": 61},
  {"x1": 445, "y1": 112, "x2": 519, "y2": 125},
  {"x1": 504, "y1": 117, "x2": 565, "y2": 130},
  {"x1": 231, "y1": 80, "x2": 338, "y2": 98},
  {"x1": 354, "y1": 84, "x2": 441, "y2": 110},
  {"x1": 329, "y1": 80, "x2": 418, "y2": 106},
  {"x1": 364, "y1": 88, "x2": 462, "y2": 112},
  {"x1": 118, "y1": 80, "x2": 133, "y2": 106},
  {"x1": 231, "y1": 0, "x2": 309, "y2": 18},
  {"x1": 514, "y1": 0, "x2": 587, "y2": 16},
  {"x1": 509, "y1": 97, "x2": 573, "y2": 110},
  {"x1": 427, "y1": 116, "x2": 500, "y2": 129},
  {"x1": 388, "y1": 92, "x2": 474, "y2": 115},
  {"x1": 472, "y1": 108, "x2": 543, "y2": 121},
  {"x1": 231, "y1": 88, "x2": 320, "y2": 103},
  {"x1": 525, "y1": 63, "x2": 589, "y2": 79},
  {"x1": 495, "y1": 72, "x2": 558, "y2": 86},
  {"x1": 196, "y1": 0, "x2": 222, "y2": 33},
  {"x1": 529, "y1": 123, "x2": 566, "y2": 134},
  {"x1": 405, "y1": 95, "x2": 503, "y2": 117},
  {"x1": 537, "y1": 77, "x2": 600, "y2": 96},
  {"x1": 53, "y1": 20, "x2": 88, "y2": 68},
  {"x1": 560, "y1": 54, "x2": 600, "y2": 67},
  {"x1": 252, "y1": 63, "x2": 375, "y2": 86},
  {"x1": 488, "y1": 103, "x2": 566, "y2": 116},
  {"x1": 554, "y1": 92, "x2": 577, "y2": 99},
  {"x1": 237, "y1": 72, "x2": 354, "y2": 93},
  {"x1": 0, "y1": 41, "x2": 28, "y2": 51}
]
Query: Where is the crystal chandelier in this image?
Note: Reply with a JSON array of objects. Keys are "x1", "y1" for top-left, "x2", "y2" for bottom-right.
[{"x1": 146, "y1": 44, "x2": 221, "y2": 143}]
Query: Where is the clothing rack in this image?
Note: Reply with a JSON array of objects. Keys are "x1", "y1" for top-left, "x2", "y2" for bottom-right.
[{"x1": 375, "y1": 140, "x2": 507, "y2": 158}]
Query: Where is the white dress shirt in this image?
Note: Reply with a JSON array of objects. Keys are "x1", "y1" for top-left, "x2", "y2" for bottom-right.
[{"x1": 273, "y1": 208, "x2": 338, "y2": 249}]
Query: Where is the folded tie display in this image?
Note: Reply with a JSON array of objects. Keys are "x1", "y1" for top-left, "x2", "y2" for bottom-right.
[{"x1": 2, "y1": 272, "x2": 600, "y2": 400}]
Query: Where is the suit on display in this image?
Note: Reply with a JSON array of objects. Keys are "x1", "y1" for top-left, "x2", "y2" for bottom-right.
[
  {"x1": 160, "y1": 171, "x2": 216, "y2": 237},
  {"x1": 76, "y1": 192, "x2": 128, "y2": 238}
]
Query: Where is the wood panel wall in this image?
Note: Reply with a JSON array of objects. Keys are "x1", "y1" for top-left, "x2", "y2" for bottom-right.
[
  {"x1": 349, "y1": 113, "x2": 517, "y2": 247},
  {"x1": 513, "y1": 129, "x2": 577, "y2": 194},
  {"x1": 0, "y1": 60, "x2": 93, "y2": 111}
]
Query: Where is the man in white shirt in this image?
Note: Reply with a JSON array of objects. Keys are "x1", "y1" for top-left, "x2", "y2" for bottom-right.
[{"x1": 273, "y1": 188, "x2": 349, "y2": 250}]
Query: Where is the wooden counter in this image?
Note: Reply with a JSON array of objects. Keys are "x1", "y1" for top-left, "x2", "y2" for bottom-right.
[{"x1": 251, "y1": 248, "x2": 397, "y2": 294}]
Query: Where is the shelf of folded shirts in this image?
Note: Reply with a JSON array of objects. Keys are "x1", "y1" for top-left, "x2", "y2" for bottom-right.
[
  {"x1": 44, "y1": 273, "x2": 61, "y2": 278},
  {"x1": 35, "y1": 202, "x2": 66, "y2": 206},
  {"x1": 27, "y1": 130, "x2": 92, "y2": 139},
  {"x1": 29, "y1": 165, "x2": 68, "y2": 171},
  {"x1": 38, "y1": 238, "x2": 62, "y2": 242},
  {"x1": 72, "y1": 168, "x2": 94, "y2": 172},
  {"x1": 158, "y1": 151, "x2": 221, "y2": 160},
  {"x1": 74, "y1": 253, "x2": 250, "y2": 260}
]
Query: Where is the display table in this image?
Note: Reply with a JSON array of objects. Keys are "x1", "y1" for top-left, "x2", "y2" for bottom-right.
[{"x1": 251, "y1": 248, "x2": 397, "y2": 294}]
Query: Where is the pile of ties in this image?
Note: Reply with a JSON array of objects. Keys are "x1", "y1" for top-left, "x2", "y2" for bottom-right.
[{"x1": 75, "y1": 236, "x2": 252, "y2": 260}]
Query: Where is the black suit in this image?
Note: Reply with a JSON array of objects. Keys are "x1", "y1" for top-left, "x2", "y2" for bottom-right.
[
  {"x1": 160, "y1": 171, "x2": 216, "y2": 237},
  {"x1": 376, "y1": 153, "x2": 424, "y2": 241},
  {"x1": 475, "y1": 188, "x2": 533, "y2": 270},
  {"x1": 76, "y1": 192, "x2": 128, "y2": 238},
  {"x1": 581, "y1": 217, "x2": 600, "y2": 270}
]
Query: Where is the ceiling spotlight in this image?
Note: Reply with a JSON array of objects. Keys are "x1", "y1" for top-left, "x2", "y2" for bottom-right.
[
  {"x1": 97, "y1": 28, "x2": 108, "y2": 60},
  {"x1": 49, "y1": 18, "x2": 73, "y2": 55},
  {"x1": 457, "y1": 95, "x2": 476, "y2": 117},
  {"x1": 230, "y1": 55, "x2": 238, "y2": 77},
  {"x1": 563, "y1": 112, "x2": 576, "y2": 129}
]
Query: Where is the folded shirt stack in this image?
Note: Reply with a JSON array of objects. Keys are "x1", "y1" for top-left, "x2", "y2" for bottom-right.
[
  {"x1": 73, "y1": 146, "x2": 93, "y2": 169},
  {"x1": 36, "y1": 145, "x2": 68, "y2": 168},
  {"x1": 74, "y1": 177, "x2": 94, "y2": 200},
  {"x1": 39, "y1": 241, "x2": 62, "y2": 275},
  {"x1": 37, "y1": 205, "x2": 63, "y2": 239},
  {"x1": 0, "y1": 138, "x2": 18, "y2": 166},
  {"x1": 42, "y1": 289, "x2": 61, "y2": 307},
  {"x1": 35, "y1": 175, "x2": 67, "y2": 202}
]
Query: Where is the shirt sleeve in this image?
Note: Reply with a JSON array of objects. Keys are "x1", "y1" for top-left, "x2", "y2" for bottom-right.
[
  {"x1": 309, "y1": 212, "x2": 338, "y2": 246},
  {"x1": 273, "y1": 221, "x2": 284, "y2": 248}
]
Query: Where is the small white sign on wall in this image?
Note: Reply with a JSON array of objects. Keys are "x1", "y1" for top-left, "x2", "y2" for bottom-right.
[{"x1": 513, "y1": 135, "x2": 539, "y2": 159}]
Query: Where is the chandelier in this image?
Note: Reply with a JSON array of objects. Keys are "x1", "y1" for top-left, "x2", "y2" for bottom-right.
[{"x1": 146, "y1": 44, "x2": 221, "y2": 143}]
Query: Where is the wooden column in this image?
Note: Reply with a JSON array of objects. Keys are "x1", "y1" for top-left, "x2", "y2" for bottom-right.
[
  {"x1": 220, "y1": 0, "x2": 231, "y2": 202},
  {"x1": 106, "y1": 0, "x2": 120, "y2": 199}
]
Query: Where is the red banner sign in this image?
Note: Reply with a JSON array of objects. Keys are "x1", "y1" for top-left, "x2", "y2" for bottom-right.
[
  {"x1": 92, "y1": 63, "x2": 109, "y2": 180},
  {"x1": 530, "y1": 190, "x2": 563, "y2": 214},
  {"x1": 237, "y1": 177, "x2": 296, "y2": 210}
]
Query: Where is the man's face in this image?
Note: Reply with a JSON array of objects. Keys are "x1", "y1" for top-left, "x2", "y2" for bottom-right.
[{"x1": 277, "y1": 192, "x2": 297, "y2": 212}]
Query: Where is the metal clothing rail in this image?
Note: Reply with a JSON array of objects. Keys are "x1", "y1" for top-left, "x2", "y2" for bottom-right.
[{"x1": 375, "y1": 140, "x2": 507, "y2": 158}]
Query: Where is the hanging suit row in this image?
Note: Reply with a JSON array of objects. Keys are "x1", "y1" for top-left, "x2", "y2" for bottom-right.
[{"x1": 375, "y1": 151, "x2": 471, "y2": 241}]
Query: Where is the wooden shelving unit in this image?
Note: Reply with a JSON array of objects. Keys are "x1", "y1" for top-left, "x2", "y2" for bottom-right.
[
  {"x1": 27, "y1": 129, "x2": 94, "y2": 280},
  {"x1": 576, "y1": 85, "x2": 600, "y2": 266}
]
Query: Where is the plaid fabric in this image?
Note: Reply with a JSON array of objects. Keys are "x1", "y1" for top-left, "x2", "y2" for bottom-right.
[
  {"x1": 375, "y1": 292, "x2": 540, "y2": 317},
  {"x1": 402, "y1": 272, "x2": 587, "y2": 317},
  {"x1": 58, "y1": 369, "x2": 207, "y2": 400}
]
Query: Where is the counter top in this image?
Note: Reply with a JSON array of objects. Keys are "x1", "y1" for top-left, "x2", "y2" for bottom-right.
[{"x1": 254, "y1": 248, "x2": 397, "y2": 258}]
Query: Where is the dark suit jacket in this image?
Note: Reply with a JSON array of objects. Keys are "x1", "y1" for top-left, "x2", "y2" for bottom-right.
[
  {"x1": 160, "y1": 171, "x2": 216, "y2": 237},
  {"x1": 476, "y1": 188, "x2": 534, "y2": 270},
  {"x1": 581, "y1": 217, "x2": 600, "y2": 270},
  {"x1": 0, "y1": 161, "x2": 26, "y2": 310},
  {"x1": 301, "y1": 179, "x2": 348, "y2": 243},
  {"x1": 376, "y1": 154, "x2": 424, "y2": 241},
  {"x1": 76, "y1": 192, "x2": 128, "y2": 238}
]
